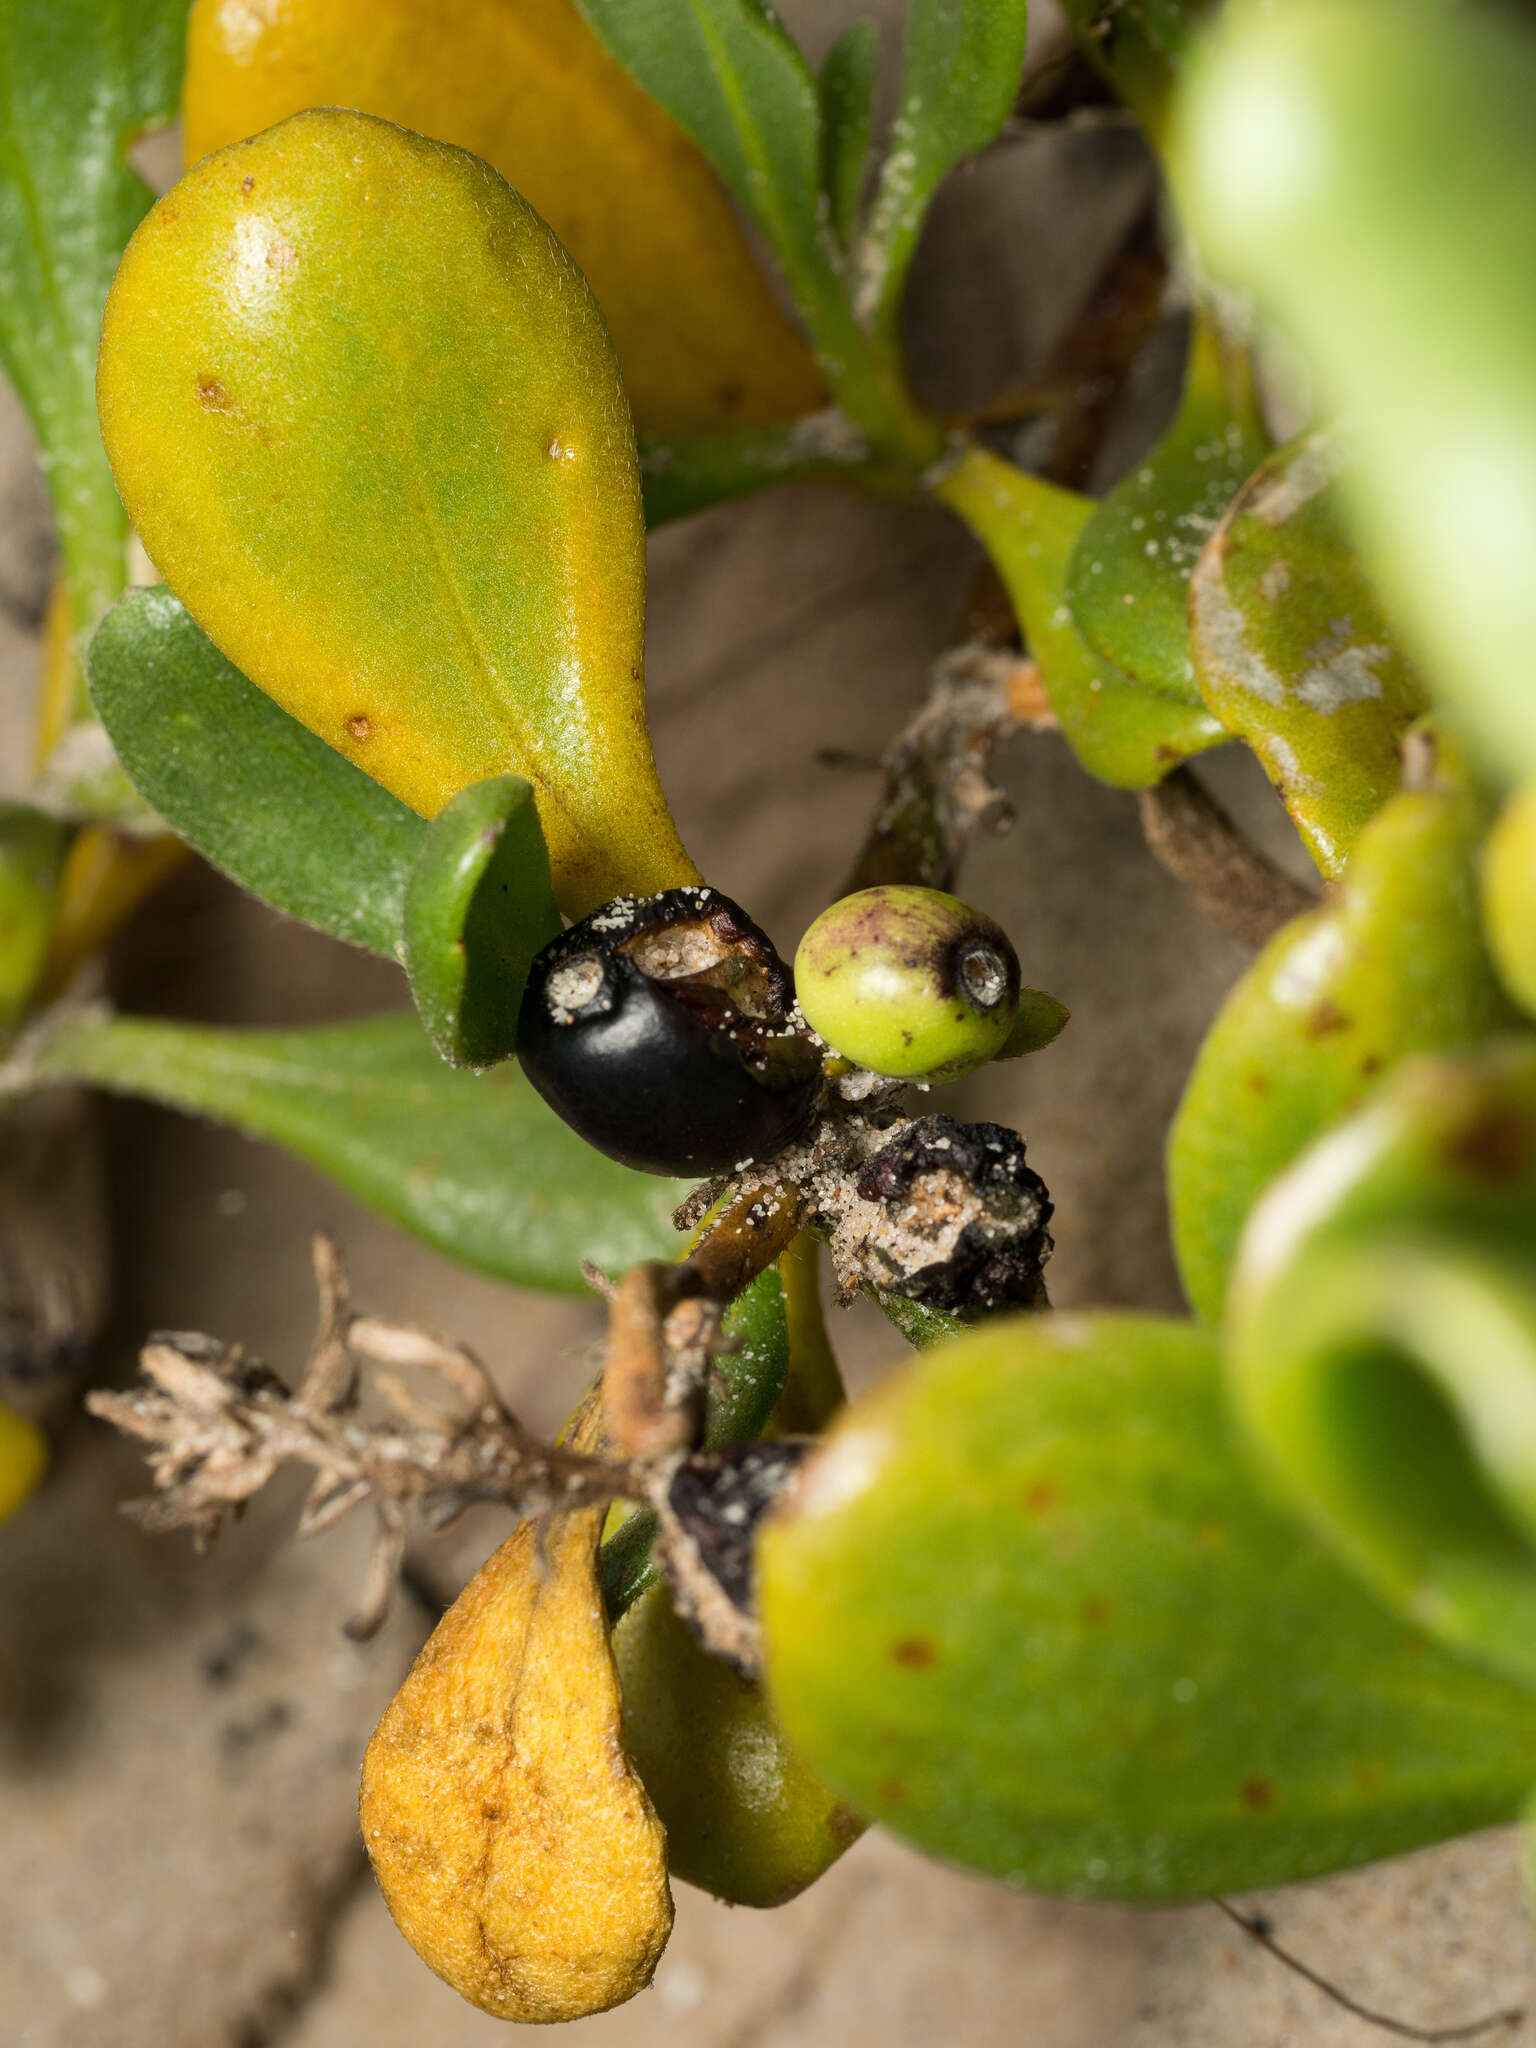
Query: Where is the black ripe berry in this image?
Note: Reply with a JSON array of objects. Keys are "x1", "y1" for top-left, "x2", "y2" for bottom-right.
[{"x1": 516, "y1": 887, "x2": 822, "y2": 1177}]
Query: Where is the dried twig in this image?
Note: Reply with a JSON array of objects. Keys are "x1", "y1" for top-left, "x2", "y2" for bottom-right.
[
  {"x1": 1139, "y1": 765, "x2": 1317, "y2": 947},
  {"x1": 841, "y1": 643, "x2": 1044, "y2": 894},
  {"x1": 86, "y1": 1239, "x2": 640, "y2": 1637}
]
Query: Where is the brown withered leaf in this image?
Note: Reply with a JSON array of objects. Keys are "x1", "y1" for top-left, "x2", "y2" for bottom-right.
[{"x1": 359, "y1": 1401, "x2": 672, "y2": 2022}]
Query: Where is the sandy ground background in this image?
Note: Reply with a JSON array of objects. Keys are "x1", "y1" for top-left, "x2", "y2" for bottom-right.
[{"x1": 3, "y1": 2, "x2": 1536, "y2": 2042}]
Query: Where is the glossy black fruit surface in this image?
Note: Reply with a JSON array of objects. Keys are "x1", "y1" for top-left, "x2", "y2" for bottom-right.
[{"x1": 517, "y1": 887, "x2": 822, "y2": 1177}]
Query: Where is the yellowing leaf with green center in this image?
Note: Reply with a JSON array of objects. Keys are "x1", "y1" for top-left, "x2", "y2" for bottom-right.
[
  {"x1": 1168, "y1": 740, "x2": 1513, "y2": 1324},
  {"x1": 1189, "y1": 431, "x2": 1428, "y2": 877},
  {"x1": 97, "y1": 109, "x2": 698, "y2": 920},
  {"x1": 182, "y1": 0, "x2": 825, "y2": 438}
]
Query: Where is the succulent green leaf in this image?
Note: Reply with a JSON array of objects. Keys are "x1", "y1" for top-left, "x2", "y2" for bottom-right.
[
  {"x1": 600, "y1": 1265, "x2": 791, "y2": 1620},
  {"x1": 0, "y1": 805, "x2": 65, "y2": 1032},
  {"x1": 575, "y1": 0, "x2": 825, "y2": 317},
  {"x1": 932, "y1": 446, "x2": 1225, "y2": 787},
  {"x1": 23, "y1": 1009, "x2": 687, "y2": 1293},
  {"x1": 616, "y1": 1577, "x2": 863, "y2": 1906},
  {"x1": 97, "y1": 110, "x2": 695, "y2": 919},
  {"x1": 1228, "y1": 1039, "x2": 1536, "y2": 1692},
  {"x1": 1188, "y1": 431, "x2": 1429, "y2": 878},
  {"x1": 402, "y1": 775, "x2": 561, "y2": 1070},
  {"x1": 857, "y1": 0, "x2": 1030, "y2": 343},
  {"x1": 1483, "y1": 785, "x2": 1536, "y2": 1021},
  {"x1": 759, "y1": 1310, "x2": 1536, "y2": 1898},
  {"x1": 1057, "y1": 0, "x2": 1216, "y2": 143},
  {"x1": 1066, "y1": 313, "x2": 1269, "y2": 707},
  {"x1": 0, "y1": 0, "x2": 185, "y2": 704},
  {"x1": 1168, "y1": 746, "x2": 1513, "y2": 1324},
  {"x1": 1174, "y1": 0, "x2": 1536, "y2": 787},
  {"x1": 818, "y1": 21, "x2": 878, "y2": 253},
  {"x1": 87, "y1": 586, "x2": 425, "y2": 959}
]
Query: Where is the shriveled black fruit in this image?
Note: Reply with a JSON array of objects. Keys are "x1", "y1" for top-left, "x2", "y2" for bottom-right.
[
  {"x1": 516, "y1": 887, "x2": 822, "y2": 1177},
  {"x1": 856, "y1": 1116, "x2": 1053, "y2": 1314}
]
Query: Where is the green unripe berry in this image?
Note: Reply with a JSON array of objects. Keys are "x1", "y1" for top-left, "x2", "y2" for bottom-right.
[{"x1": 794, "y1": 886, "x2": 1022, "y2": 1079}]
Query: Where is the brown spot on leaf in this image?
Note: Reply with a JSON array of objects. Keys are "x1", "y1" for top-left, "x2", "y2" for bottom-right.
[
  {"x1": 1354, "y1": 1760, "x2": 1382, "y2": 1792},
  {"x1": 196, "y1": 374, "x2": 229, "y2": 412},
  {"x1": 892, "y1": 1638, "x2": 936, "y2": 1669},
  {"x1": 715, "y1": 381, "x2": 745, "y2": 412},
  {"x1": 241, "y1": 175, "x2": 255, "y2": 193},
  {"x1": 1246, "y1": 1071, "x2": 1270, "y2": 1096},
  {"x1": 878, "y1": 1779, "x2": 907, "y2": 1805},
  {"x1": 1305, "y1": 1000, "x2": 1351, "y2": 1038},
  {"x1": 1023, "y1": 1481, "x2": 1057, "y2": 1517},
  {"x1": 1079, "y1": 1597, "x2": 1111, "y2": 1627},
  {"x1": 346, "y1": 715, "x2": 373, "y2": 742},
  {"x1": 1445, "y1": 1108, "x2": 1533, "y2": 1184},
  {"x1": 1360, "y1": 1053, "x2": 1382, "y2": 1077},
  {"x1": 1240, "y1": 1776, "x2": 1275, "y2": 1811}
]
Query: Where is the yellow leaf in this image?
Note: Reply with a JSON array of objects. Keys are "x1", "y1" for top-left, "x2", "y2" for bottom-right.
[
  {"x1": 361, "y1": 1485, "x2": 673, "y2": 2019},
  {"x1": 183, "y1": 0, "x2": 826, "y2": 436}
]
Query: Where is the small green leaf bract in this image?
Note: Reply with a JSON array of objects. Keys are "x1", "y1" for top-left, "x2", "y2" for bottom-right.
[
  {"x1": 760, "y1": 1311, "x2": 1536, "y2": 1898},
  {"x1": 403, "y1": 775, "x2": 562, "y2": 1069},
  {"x1": 818, "y1": 21, "x2": 877, "y2": 253},
  {"x1": 87, "y1": 587, "x2": 425, "y2": 959},
  {"x1": 600, "y1": 1263, "x2": 790, "y2": 1620},
  {"x1": 858, "y1": 0, "x2": 1029, "y2": 342},
  {"x1": 28, "y1": 1008, "x2": 688, "y2": 1294}
]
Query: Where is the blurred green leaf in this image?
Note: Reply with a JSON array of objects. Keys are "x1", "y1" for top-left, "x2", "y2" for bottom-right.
[
  {"x1": 1228, "y1": 1038, "x2": 1536, "y2": 1692},
  {"x1": 1483, "y1": 785, "x2": 1536, "y2": 1020},
  {"x1": 1058, "y1": 0, "x2": 1216, "y2": 142},
  {"x1": 759, "y1": 1310, "x2": 1536, "y2": 1898},
  {"x1": 932, "y1": 446, "x2": 1224, "y2": 787},
  {"x1": 1189, "y1": 431, "x2": 1428, "y2": 877},
  {"x1": 25, "y1": 1009, "x2": 687, "y2": 1293},
  {"x1": 1066, "y1": 313, "x2": 1268, "y2": 707},
  {"x1": 0, "y1": 805, "x2": 65, "y2": 1031},
  {"x1": 857, "y1": 0, "x2": 1029, "y2": 343},
  {"x1": 1168, "y1": 747, "x2": 1512, "y2": 1324},
  {"x1": 0, "y1": 0, "x2": 185, "y2": 704},
  {"x1": 87, "y1": 587, "x2": 425, "y2": 959},
  {"x1": 818, "y1": 21, "x2": 877, "y2": 252},
  {"x1": 1175, "y1": 0, "x2": 1536, "y2": 785},
  {"x1": 402, "y1": 775, "x2": 561, "y2": 1069}
]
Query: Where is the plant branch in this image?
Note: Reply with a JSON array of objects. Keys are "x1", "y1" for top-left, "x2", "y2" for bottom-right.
[
  {"x1": 1139, "y1": 766, "x2": 1317, "y2": 947},
  {"x1": 842, "y1": 642, "x2": 1054, "y2": 894}
]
